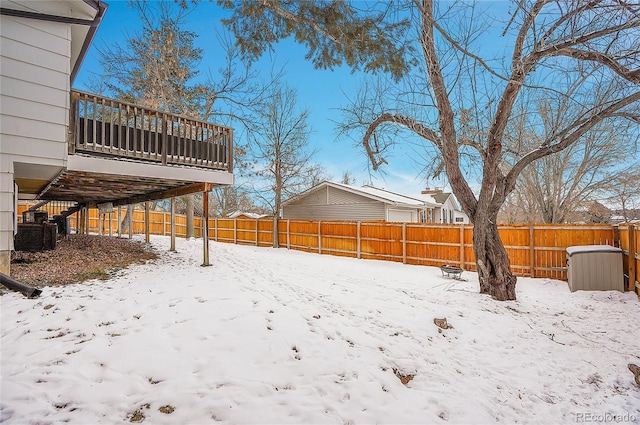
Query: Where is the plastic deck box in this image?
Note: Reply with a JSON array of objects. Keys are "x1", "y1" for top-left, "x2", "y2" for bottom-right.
[{"x1": 566, "y1": 245, "x2": 624, "y2": 292}]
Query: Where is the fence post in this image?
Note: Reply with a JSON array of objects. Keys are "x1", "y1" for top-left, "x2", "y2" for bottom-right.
[
  {"x1": 460, "y1": 225, "x2": 465, "y2": 269},
  {"x1": 318, "y1": 221, "x2": 322, "y2": 254},
  {"x1": 117, "y1": 206, "x2": 121, "y2": 238},
  {"x1": 234, "y1": 218, "x2": 237, "y2": 244},
  {"x1": 629, "y1": 224, "x2": 637, "y2": 292},
  {"x1": 355, "y1": 221, "x2": 360, "y2": 259},
  {"x1": 85, "y1": 207, "x2": 90, "y2": 235},
  {"x1": 108, "y1": 212, "x2": 112, "y2": 237},
  {"x1": 255, "y1": 218, "x2": 259, "y2": 246},
  {"x1": 402, "y1": 222, "x2": 407, "y2": 264},
  {"x1": 287, "y1": 220, "x2": 291, "y2": 249},
  {"x1": 128, "y1": 206, "x2": 133, "y2": 239},
  {"x1": 529, "y1": 225, "x2": 535, "y2": 277}
]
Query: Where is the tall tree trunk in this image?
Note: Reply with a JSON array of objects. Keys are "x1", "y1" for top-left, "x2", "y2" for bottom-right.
[
  {"x1": 186, "y1": 194, "x2": 195, "y2": 238},
  {"x1": 472, "y1": 218, "x2": 517, "y2": 300},
  {"x1": 120, "y1": 205, "x2": 135, "y2": 235}
]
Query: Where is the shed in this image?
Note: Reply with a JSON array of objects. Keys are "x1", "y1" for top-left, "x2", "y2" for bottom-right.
[{"x1": 566, "y1": 245, "x2": 624, "y2": 292}]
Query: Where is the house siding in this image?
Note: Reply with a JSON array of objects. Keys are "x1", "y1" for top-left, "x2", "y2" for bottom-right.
[
  {"x1": 327, "y1": 187, "x2": 373, "y2": 204},
  {"x1": 288, "y1": 187, "x2": 327, "y2": 206},
  {"x1": 283, "y1": 184, "x2": 391, "y2": 220},
  {"x1": 0, "y1": 10, "x2": 72, "y2": 272},
  {"x1": 1, "y1": 15, "x2": 71, "y2": 166},
  {"x1": 283, "y1": 202, "x2": 386, "y2": 221}
]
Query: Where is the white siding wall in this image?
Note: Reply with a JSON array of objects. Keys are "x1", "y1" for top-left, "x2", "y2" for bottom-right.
[
  {"x1": 283, "y1": 185, "x2": 391, "y2": 220},
  {"x1": 0, "y1": 12, "x2": 72, "y2": 268},
  {"x1": 1, "y1": 14, "x2": 71, "y2": 165},
  {"x1": 283, "y1": 202, "x2": 386, "y2": 221}
]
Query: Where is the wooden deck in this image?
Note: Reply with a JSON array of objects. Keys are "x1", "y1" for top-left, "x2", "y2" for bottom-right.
[
  {"x1": 36, "y1": 91, "x2": 234, "y2": 206},
  {"x1": 70, "y1": 90, "x2": 233, "y2": 171}
]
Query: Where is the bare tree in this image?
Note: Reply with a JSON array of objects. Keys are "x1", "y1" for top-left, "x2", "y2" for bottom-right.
[
  {"x1": 246, "y1": 82, "x2": 318, "y2": 247},
  {"x1": 500, "y1": 96, "x2": 637, "y2": 223},
  {"x1": 93, "y1": 1, "x2": 271, "y2": 237},
  {"x1": 340, "y1": 171, "x2": 357, "y2": 186},
  {"x1": 210, "y1": 185, "x2": 265, "y2": 217},
  {"x1": 219, "y1": 0, "x2": 640, "y2": 300},
  {"x1": 605, "y1": 167, "x2": 640, "y2": 223}
]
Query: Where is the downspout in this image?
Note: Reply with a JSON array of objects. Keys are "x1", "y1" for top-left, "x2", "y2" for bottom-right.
[
  {"x1": 0, "y1": 272, "x2": 42, "y2": 298},
  {"x1": 71, "y1": 0, "x2": 108, "y2": 84}
]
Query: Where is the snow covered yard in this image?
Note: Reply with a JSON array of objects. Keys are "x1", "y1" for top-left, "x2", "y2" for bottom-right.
[{"x1": 1, "y1": 235, "x2": 639, "y2": 424}]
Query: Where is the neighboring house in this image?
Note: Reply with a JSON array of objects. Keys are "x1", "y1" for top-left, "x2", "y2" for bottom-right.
[
  {"x1": 282, "y1": 181, "x2": 468, "y2": 224},
  {"x1": 227, "y1": 211, "x2": 269, "y2": 219},
  {"x1": 412, "y1": 189, "x2": 470, "y2": 224},
  {"x1": 0, "y1": 0, "x2": 234, "y2": 274}
]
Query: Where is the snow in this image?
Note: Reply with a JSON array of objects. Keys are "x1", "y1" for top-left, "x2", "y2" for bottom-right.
[
  {"x1": 566, "y1": 245, "x2": 623, "y2": 256},
  {"x1": 2, "y1": 235, "x2": 639, "y2": 424}
]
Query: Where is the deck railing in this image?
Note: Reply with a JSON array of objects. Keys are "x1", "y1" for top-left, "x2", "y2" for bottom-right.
[{"x1": 69, "y1": 90, "x2": 233, "y2": 172}]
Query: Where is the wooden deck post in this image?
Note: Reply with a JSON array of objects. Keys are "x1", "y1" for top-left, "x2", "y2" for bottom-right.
[
  {"x1": 202, "y1": 191, "x2": 211, "y2": 266},
  {"x1": 629, "y1": 224, "x2": 637, "y2": 292},
  {"x1": 170, "y1": 197, "x2": 176, "y2": 252},
  {"x1": 108, "y1": 212, "x2": 112, "y2": 237},
  {"x1": 145, "y1": 202, "x2": 150, "y2": 244}
]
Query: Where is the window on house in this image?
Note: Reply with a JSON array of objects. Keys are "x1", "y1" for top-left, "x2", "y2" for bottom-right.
[{"x1": 455, "y1": 217, "x2": 464, "y2": 223}]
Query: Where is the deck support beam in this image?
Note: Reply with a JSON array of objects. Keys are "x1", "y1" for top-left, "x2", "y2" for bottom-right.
[{"x1": 202, "y1": 191, "x2": 210, "y2": 267}]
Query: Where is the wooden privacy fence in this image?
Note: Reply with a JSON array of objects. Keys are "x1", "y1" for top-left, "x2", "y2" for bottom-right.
[
  {"x1": 16, "y1": 204, "x2": 639, "y2": 292},
  {"x1": 210, "y1": 219, "x2": 621, "y2": 281}
]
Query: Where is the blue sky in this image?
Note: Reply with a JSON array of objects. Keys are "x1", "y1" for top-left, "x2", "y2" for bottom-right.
[{"x1": 73, "y1": 0, "x2": 448, "y2": 195}]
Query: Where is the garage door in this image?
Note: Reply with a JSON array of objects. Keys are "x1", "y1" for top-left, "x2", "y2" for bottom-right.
[{"x1": 388, "y1": 209, "x2": 414, "y2": 222}]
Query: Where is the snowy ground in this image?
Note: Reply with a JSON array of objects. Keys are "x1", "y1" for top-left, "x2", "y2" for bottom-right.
[{"x1": 2, "y1": 235, "x2": 639, "y2": 425}]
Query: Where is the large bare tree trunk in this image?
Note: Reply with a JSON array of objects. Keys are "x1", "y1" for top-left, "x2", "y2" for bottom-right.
[
  {"x1": 186, "y1": 194, "x2": 195, "y2": 239},
  {"x1": 473, "y1": 218, "x2": 517, "y2": 301},
  {"x1": 120, "y1": 205, "x2": 135, "y2": 236}
]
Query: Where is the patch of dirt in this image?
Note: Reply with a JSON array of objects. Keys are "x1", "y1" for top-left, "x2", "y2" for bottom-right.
[{"x1": 9, "y1": 235, "x2": 157, "y2": 287}]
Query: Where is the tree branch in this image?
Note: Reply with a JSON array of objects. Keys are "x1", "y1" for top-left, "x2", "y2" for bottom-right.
[
  {"x1": 362, "y1": 112, "x2": 441, "y2": 169},
  {"x1": 256, "y1": 0, "x2": 340, "y2": 44},
  {"x1": 505, "y1": 91, "x2": 640, "y2": 191},
  {"x1": 544, "y1": 47, "x2": 640, "y2": 84}
]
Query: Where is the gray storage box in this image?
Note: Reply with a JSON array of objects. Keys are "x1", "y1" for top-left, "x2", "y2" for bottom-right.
[{"x1": 566, "y1": 245, "x2": 623, "y2": 292}]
